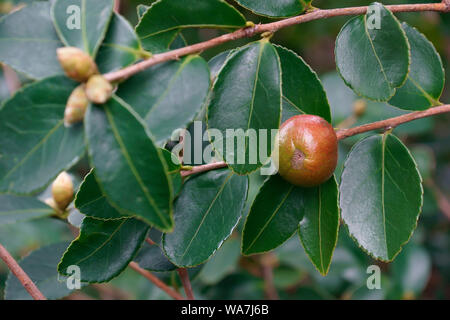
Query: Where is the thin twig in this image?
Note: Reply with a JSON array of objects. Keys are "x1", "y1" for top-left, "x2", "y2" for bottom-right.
[
  {"x1": 260, "y1": 254, "x2": 279, "y2": 300},
  {"x1": 129, "y1": 261, "x2": 184, "y2": 300},
  {"x1": 104, "y1": 2, "x2": 449, "y2": 82},
  {"x1": 0, "y1": 243, "x2": 46, "y2": 300},
  {"x1": 179, "y1": 105, "x2": 450, "y2": 176},
  {"x1": 177, "y1": 268, "x2": 195, "y2": 300},
  {"x1": 145, "y1": 237, "x2": 156, "y2": 246},
  {"x1": 1, "y1": 64, "x2": 20, "y2": 95},
  {"x1": 113, "y1": 0, "x2": 120, "y2": 13},
  {"x1": 181, "y1": 161, "x2": 228, "y2": 177},
  {"x1": 336, "y1": 104, "x2": 450, "y2": 140}
]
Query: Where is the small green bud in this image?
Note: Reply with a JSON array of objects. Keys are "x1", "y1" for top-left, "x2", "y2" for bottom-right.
[
  {"x1": 85, "y1": 75, "x2": 113, "y2": 104},
  {"x1": 51, "y1": 172, "x2": 74, "y2": 211},
  {"x1": 64, "y1": 85, "x2": 89, "y2": 127},
  {"x1": 57, "y1": 47, "x2": 98, "y2": 82}
]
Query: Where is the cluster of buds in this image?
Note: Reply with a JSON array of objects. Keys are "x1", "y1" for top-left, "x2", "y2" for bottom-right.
[
  {"x1": 57, "y1": 47, "x2": 113, "y2": 126},
  {"x1": 45, "y1": 172, "x2": 74, "y2": 218}
]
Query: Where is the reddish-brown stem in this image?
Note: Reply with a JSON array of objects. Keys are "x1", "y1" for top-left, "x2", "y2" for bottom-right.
[
  {"x1": 129, "y1": 261, "x2": 184, "y2": 300},
  {"x1": 104, "y1": 2, "x2": 449, "y2": 82},
  {"x1": 113, "y1": 0, "x2": 120, "y2": 13},
  {"x1": 2, "y1": 64, "x2": 20, "y2": 95},
  {"x1": 177, "y1": 268, "x2": 195, "y2": 300},
  {"x1": 181, "y1": 162, "x2": 228, "y2": 177},
  {"x1": 180, "y1": 105, "x2": 450, "y2": 176},
  {"x1": 145, "y1": 237, "x2": 156, "y2": 246},
  {"x1": 0, "y1": 243, "x2": 46, "y2": 300},
  {"x1": 336, "y1": 104, "x2": 450, "y2": 140}
]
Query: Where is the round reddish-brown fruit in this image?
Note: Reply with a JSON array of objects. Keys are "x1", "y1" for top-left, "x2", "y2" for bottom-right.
[{"x1": 274, "y1": 115, "x2": 338, "y2": 187}]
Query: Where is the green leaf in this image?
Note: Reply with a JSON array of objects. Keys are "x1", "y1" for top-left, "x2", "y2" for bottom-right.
[
  {"x1": 234, "y1": 0, "x2": 311, "y2": 18},
  {"x1": 96, "y1": 13, "x2": 143, "y2": 73},
  {"x1": 75, "y1": 170, "x2": 124, "y2": 220},
  {"x1": 0, "y1": 76, "x2": 85, "y2": 194},
  {"x1": 85, "y1": 96, "x2": 173, "y2": 231},
  {"x1": 298, "y1": 177, "x2": 340, "y2": 276},
  {"x1": 117, "y1": 55, "x2": 210, "y2": 144},
  {"x1": 340, "y1": 134, "x2": 423, "y2": 261},
  {"x1": 136, "y1": 0, "x2": 246, "y2": 53},
  {"x1": 51, "y1": 0, "x2": 114, "y2": 57},
  {"x1": 58, "y1": 217, "x2": 148, "y2": 283},
  {"x1": 207, "y1": 40, "x2": 282, "y2": 175},
  {"x1": 134, "y1": 241, "x2": 176, "y2": 272},
  {"x1": 199, "y1": 237, "x2": 241, "y2": 285},
  {"x1": 6, "y1": 242, "x2": 74, "y2": 300},
  {"x1": 335, "y1": 2, "x2": 410, "y2": 101},
  {"x1": 242, "y1": 175, "x2": 305, "y2": 255},
  {"x1": 160, "y1": 149, "x2": 182, "y2": 198},
  {"x1": 208, "y1": 50, "x2": 233, "y2": 80},
  {"x1": 389, "y1": 23, "x2": 444, "y2": 110},
  {"x1": 136, "y1": 4, "x2": 149, "y2": 19},
  {"x1": 275, "y1": 45, "x2": 331, "y2": 123},
  {"x1": 0, "y1": 194, "x2": 54, "y2": 226},
  {"x1": 163, "y1": 169, "x2": 248, "y2": 267},
  {"x1": 0, "y1": 2, "x2": 63, "y2": 79}
]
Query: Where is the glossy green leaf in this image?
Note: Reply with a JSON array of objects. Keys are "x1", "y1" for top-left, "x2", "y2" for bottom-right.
[
  {"x1": 340, "y1": 134, "x2": 423, "y2": 261},
  {"x1": 0, "y1": 2, "x2": 63, "y2": 79},
  {"x1": 6, "y1": 242, "x2": 74, "y2": 300},
  {"x1": 275, "y1": 45, "x2": 331, "y2": 123},
  {"x1": 163, "y1": 169, "x2": 248, "y2": 267},
  {"x1": 0, "y1": 76, "x2": 85, "y2": 194},
  {"x1": 335, "y1": 2, "x2": 410, "y2": 101},
  {"x1": 136, "y1": 4, "x2": 149, "y2": 19},
  {"x1": 207, "y1": 40, "x2": 282, "y2": 174},
  {"x1": 208, "y1": 50, "x2": 233, "y2": 80},
  {"x1": 136, "y1": 0, "x2": 246, "y2": 53},
  {"x1": 134, "y1": 241, "x2": 176, "y2": 272},
  {"x1": 234, "y1": 0, "x2": 311, "y2": 18},
  {"x1": 298, "y1": 177, "x2": 340, "y2": 276},
  {"x1": 242, "y1": 175, "x2": 305, "y2": 255},
  {"x1": 0, "y1": 194, "x2": 54, "y2": 225},
  {"x1": 75, "y1": 170, "x2": 124, "y2": 220},
  {"x1": 58, "y1": 217, "x2": 148, "y2": 283},
  {"x1": 117, "y1": 55, "x2": 210, "y2": 144},
  {"x1": 96, "y1": 13, "x2": 143, "y2": 73},
  {"x1": 160, "y1": 149, "x2": 182, "y2": 198},
  {"x1": 85, "y1": 96, "x2": 173, "y2": 231},
  {"x1": 199, "y1": 237, "x2": 241, "y2": 285},
  {"x1": 389, "y1": 23, "x2": 444, "y2": 110},
  {"x1": 51, "y1": 0, "x2": 114, "y2": 57}
]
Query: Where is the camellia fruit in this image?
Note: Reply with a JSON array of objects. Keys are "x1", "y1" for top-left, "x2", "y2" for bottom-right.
[{"x1": 273, "y1": 115, "x2": 338, "y2": 187}]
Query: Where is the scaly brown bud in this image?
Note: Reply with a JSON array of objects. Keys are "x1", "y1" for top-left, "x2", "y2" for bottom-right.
[
  {"x1": 64, "y1": 85, "x2": 89, "y2": 127},
  {"x1": 85, "y1": 75, "x2": 113, "y2": 104},
  {"x1": 353, "y1": 99, "x2": 367, "y2": 117},
  {"x1": 52, "y1": 172, "x2": 74, "y2": 211},
  {"x1": 57, "y1": 47, "x2": 98, "y2": 82}
]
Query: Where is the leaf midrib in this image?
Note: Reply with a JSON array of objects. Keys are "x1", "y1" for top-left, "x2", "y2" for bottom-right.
[
  {"x1": 244, "y1": 185, "x2": 294, "y2": 254},
  {"x1": 104, "y1": 105, "x2": 169, "y2": 228},
  {"x1": 179, "y1": 172, "x2": 233, "y2": 261}
]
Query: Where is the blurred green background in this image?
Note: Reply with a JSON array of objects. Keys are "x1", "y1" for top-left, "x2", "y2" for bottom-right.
[{"x1": 0, "y1": 0, "x2": 449, "y2": 300}]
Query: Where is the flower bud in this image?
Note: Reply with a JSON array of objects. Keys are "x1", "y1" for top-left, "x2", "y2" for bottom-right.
[
  {"x1": 52, "y1": 172, "x2": 74, "y2": 211},
  {"x1": 64, "y1": 85, "x2": 89, "y2": 127},
  {"x1": 353, "y1": 99, "x2": 367, "y2": 117},
  {"x1": 85, "y1": 75, "x2": 113, "y2": 104},
  {"x1": 57, "y1": 47, "x2": 98, "y2": 82}
]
